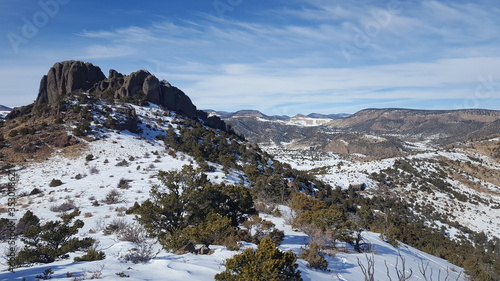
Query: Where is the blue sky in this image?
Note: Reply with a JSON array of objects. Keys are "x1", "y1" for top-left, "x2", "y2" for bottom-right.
[{"x1": 1, "y1": 0, "x2": 499, "y2": 115}]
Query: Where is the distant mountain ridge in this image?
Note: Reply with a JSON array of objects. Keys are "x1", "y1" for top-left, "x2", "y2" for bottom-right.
[
  {"x1": 307, "y1": 113, "x2": 351, "y2": 119},
  {"x1": 219, "y1": 107, "x2": 500, "y2": 157},
  {"x1": 329, "y1": 108, "x2": 500, "y2": 141},
  {"x1": 206, "y1": 109, "x2": 350, "y2": 121},
  {"x1": 0, "y1": 105, "x2": 12, "y2": 111}
]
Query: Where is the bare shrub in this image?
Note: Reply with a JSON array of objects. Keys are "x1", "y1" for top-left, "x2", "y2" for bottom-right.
[
  {"x1": 121, "y1": 241, "x2": 157, "y2": 264},
  {"x1": 111, "y1": 218, "x2": 129, "y2": 230},
  {"x1": 298, "y1": 223, "x2": 332, "y2": 249},
  {"x1": 283, "y1": 211, "x2": 296, "y2": 226},
  {"x1": 418, "y1": 261, "x2": 463, "y2": 281},
  {"x1": 50, "y1": 200, "x2": 76, "y2": 212},
  {"x1": 92, "y1": 217, "x2": 106, "y2": 232},
  {"x1": 117, "y1": 223, "x2": 147, "y2": 244},
  {"x1": 117, "y1": 178, "x2": 132, "y2": 189},
  {"x1": 358, "y1": 253, "x2": 375, "y2": 281},
  {"x1": 104, "y1": 189, "x2": 123, "y2": 204},
  {"x1": 384, "y1": 253, "x2": 413, "y2": 281},
  {"x1": 254, "y1": 202, "x2": 275, "y2": 214},
  {"x1": 115, "y1": 206, "x2": 127, "y2": 212},
  {"x1": 18, "y1": 191, "x2": 30, "y2": 197},
  {"x1": 73, "y1": 264, "x2": 105, "y2": 280},
  {"x1": 103, "y1": 218, "x2": 129, "y2": 235},
  {"x1": 89, "y1": 167, "x2": 100, "y2": 175},
  {"x1": 116, "y1": 159, "x2": 129, "y2": 167}
]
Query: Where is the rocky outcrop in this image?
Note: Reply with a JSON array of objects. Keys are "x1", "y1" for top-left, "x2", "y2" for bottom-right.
[
  {"x1": 90, "y1": 68, "x2": 225, "y2": 129},
  {"x1": 91, "y1": 69, "x2": 198, "y2": 119},
  {"x1": 51, "y1": 133, "x2": 79, "y2": 148},
  {"x1": 36, "y1": 61, "x2": 105, "y2": 105},
  {"x1": 32, "y1": 61, "x2": 226, "y2": 131},
  {"x1": 111, "y1": 105, "x2": 140, "y2": 133}
]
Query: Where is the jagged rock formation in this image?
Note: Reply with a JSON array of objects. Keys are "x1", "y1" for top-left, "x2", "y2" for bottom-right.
[
  {"x1": 90, "y1": 69, "x2": 198, "y2": 119},
  {"x1": 36, "y1": 61, "x2": 106, "y2": 105},
  {"x1": 33, "y1": 61, "x2": 226, "y2": 130}
]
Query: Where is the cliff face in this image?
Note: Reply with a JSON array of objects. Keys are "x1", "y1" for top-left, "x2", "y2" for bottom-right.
[
  {"x1": 36, "y1": 61, "x2": 106, "y2": 105},
  {"x1": 33, "y1": 61, "x2": 226, "y2": 130},
  {"x1": 90, "y1": 69, "x2": 198, "y2": 119},
  {"x1": 326, "y1": 108, "x2": 500, "y2": 143}
]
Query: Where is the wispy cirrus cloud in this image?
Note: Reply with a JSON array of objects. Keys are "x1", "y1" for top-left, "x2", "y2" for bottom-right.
[
  {"x1": 82, "y1": 45, "x2": 136, "y2": 59},
  {"x1": 1, "y1": 0, "x2": 499, "y2": 114}
]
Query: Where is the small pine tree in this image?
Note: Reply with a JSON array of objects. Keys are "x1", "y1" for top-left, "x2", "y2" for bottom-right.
[
  {"x1": 74, "y1": 249, "x2": 106, "y2": 262},
  {"x1": 299, "y1": 242, "x2": 328, "y2": 270},
  {"x1": 214, "y1": 237, "x2": 302, "y2": 281},
  {"x1": 49, "y1": 179, "x2": 63, "y2": 187},
  {"x1": 10, "y1": 210, "x2": 94, "y2": 267},
  {"x1": 183, "y1": 212, "x2": 235, "y2": 248},
  {"x1": 15, "y1": 210, "x2": 40, "y2": 236}
]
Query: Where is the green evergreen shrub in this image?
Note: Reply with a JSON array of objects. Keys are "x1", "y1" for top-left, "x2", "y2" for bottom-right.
[
  {"x1": 49, "y1": 179, "x2": 62, "y2": 187},
  {"x1": 15, "y1": 210, "x2": 40, "y2": 236},
  {"x1": 299, "y1": 243, "x2": 328, "y2": 270},
  {"x1": 130, "y1": 166, "x2": 256, "y2": 252},
  {"x1": 74, "y1": 249, "x2": 106, "y2": 262},
  {"x1": 214, "y1": 237, "x2": 302, "y2": 281},
  {"x1": 9, "y1": 209, "x2": 93, "y2": 268}
]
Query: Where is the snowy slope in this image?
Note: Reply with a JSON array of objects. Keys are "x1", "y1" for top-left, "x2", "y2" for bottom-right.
[
  {"x1": 0, "y1": 111, "x2": 10, "y2": 119},
  {"x1": 264, "y1": 139, "x2": 500, "y2": 239},
  {"x1": 0, "y1": 104, "x2": 468, "y2": 280}
]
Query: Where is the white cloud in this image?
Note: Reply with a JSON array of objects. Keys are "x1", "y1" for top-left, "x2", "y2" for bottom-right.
[
  {"x1": 83, "y1": 45, "x2": 135, "y2": 59},
  {"x1": 1, "y1": 0, "x2": 499, "y2": 114},
  {"x1": 175, "y1": 56, "x2": 500, "y2": 113}
]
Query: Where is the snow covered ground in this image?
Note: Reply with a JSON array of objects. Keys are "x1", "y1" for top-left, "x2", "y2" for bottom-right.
[
  {"x1": 0, "y1": 105, "x2": 468, "y2": 280},
  {"x1": 264, "y1": 139, "x2": 500, "y2": 239},
  {"x1": 0, "y1": 111, "x2": 10, "y2": 119}
]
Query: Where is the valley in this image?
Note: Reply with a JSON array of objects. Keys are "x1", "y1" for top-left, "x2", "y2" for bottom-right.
[{"x1": 220, "y1": 110, "x2": 500, "y2": 239}]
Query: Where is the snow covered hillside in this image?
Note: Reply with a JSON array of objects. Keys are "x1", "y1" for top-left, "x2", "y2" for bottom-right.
[
  {"x1": 0, "y1": 102, "x2": 468, "y2": 280},
  {"x1": 265, "y1": 137, "x2": 500, "y2": 244}
]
